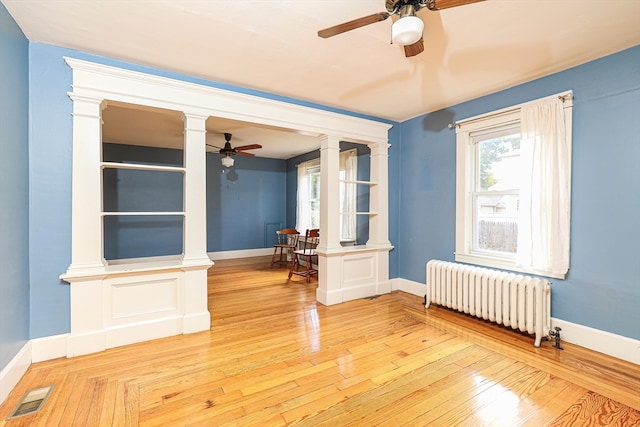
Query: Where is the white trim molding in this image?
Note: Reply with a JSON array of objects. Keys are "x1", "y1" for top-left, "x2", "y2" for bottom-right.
[
  {"x1": 0, "y1": 342, "x2": 31, "y2": 405},
  {"x1": 31, "y1": 334, "x2": 69, "y2": 363},
  {"x1": 550, "y1": 318, "x2": 640, "y2": 365},
  {"x1": 392, "y1": 277, "x2": 427, "y2": 297}
]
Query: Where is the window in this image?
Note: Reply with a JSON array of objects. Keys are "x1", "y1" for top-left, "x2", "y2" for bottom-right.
[
  {"x1": 455, "y1": 92, "x2": 573, "y2": 279},
  {"x1": 296, "y1": 158, "x2": 320, "y2": 234},
  {"x1": 296, "y1": 150, "x2": 357, "y2": 240},
  {"x1": 473, "y1": 124, "x2": 521, "y2": 257}
]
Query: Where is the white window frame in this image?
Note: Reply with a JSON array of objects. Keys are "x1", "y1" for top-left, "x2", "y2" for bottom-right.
[
  {"x1": 296, "y1": 149, "x2": 358, "y2": 240},
  {"x1": 296, "y1": 158, "x2": 320, "y2": 234},
  {"x1": 455, "y1": 92, "x2": 573, "y2": 279}
]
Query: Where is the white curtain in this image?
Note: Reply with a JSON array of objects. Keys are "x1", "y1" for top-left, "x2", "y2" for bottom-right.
[
  {"x1": 517, "y1": 97, "x2": 571, "y2": 276},
  {"x1": 340, "y1": 149, "x2": 357, "y2": 240},
  {"x1": 296, "y1": 161, "x2": 311, "y2": 233}
]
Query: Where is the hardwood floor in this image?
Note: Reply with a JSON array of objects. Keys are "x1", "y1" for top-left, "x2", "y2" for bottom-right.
[{"x1": 1, "y1": 256, "x2": 639, "y2": 426}]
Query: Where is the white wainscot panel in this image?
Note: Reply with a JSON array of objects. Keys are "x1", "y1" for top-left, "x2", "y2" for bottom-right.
[
  {"x1": 342, "y1": 254, "x2": 375, "y2": 285},
  {"x1": 105, "y1": 273, "x2": 182, "y2": 327},
  {"x1": 340, "y1": 253, "x2": 378, "y2": 302}
]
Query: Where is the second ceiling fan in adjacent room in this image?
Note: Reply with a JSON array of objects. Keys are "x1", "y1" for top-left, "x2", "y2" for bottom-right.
[{"x1": 207, "y1": 133, "x2": 262, "y2": 167}]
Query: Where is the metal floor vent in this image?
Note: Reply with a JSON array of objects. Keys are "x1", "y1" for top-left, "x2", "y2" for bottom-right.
[{"x1": 7, "y1": 385, "x2": 54, "y2": 420}]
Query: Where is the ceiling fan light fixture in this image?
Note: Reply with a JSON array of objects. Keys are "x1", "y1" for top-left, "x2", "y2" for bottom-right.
[
  {"x1": 221, "y1": 155, "x2": 234, "y2": 168},
  {"x1": 391, "y1": 15, "x2": 424, "y2": 46}
]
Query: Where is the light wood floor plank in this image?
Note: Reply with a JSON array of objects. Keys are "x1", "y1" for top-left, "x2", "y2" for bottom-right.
[{"x1": 1, "y1": 257, "x2": 638, "y2": 426}]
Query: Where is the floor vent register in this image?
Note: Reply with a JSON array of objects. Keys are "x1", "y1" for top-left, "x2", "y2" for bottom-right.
[{"x1": 7, "y1": 385, "x2": 54, "y2": 420}]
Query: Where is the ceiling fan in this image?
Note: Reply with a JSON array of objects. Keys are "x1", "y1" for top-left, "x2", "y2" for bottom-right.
[
  {"x1": 207, "y1": 133, "x2": 262, "y2": 167},
  {"x1": 318, "y1": 0, "x2": 484, "y2": 57}
]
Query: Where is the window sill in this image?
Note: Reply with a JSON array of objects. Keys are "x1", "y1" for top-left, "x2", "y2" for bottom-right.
[{"x1": 454, "y1": 253, "x2": 566, "y2": 280}]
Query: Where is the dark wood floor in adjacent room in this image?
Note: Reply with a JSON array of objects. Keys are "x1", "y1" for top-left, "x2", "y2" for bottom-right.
[{"x1": 1, "y1": 256, "x2": 639, "y2": 426}]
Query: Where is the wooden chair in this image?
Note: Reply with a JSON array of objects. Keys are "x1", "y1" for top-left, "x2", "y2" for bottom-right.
[
  {"x1": 288, "y1": 229, "x2": 320, "y2": 283},
  {"x1": 270, "y1": 228, "x2": 300, "y2": 268}
]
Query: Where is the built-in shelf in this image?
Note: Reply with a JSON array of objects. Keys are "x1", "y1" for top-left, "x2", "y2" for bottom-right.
[
  {"x1": 101, "y1": 162, "x2": 185, "y2": 173},
  {"x1": 101, "y1": 162, "x2": 185, "y2": 219}
]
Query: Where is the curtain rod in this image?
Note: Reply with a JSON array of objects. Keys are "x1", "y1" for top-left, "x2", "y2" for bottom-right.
[{"x1": 448, "y1": 90, "x2": 574, "y2": 130}]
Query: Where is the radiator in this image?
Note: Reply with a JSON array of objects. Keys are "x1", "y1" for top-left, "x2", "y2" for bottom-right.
[{"x1": 425, "y1": 260, "x2": 551, "y2": 347}]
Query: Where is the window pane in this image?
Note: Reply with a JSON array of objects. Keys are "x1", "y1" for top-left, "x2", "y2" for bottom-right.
[
  {"x1": 310, "y1": 200, "x2": 320, "y2": 229},
  {"x1": 475, "y1": 196, "x2": 519, "y2": 254},
  {"x1": 474, "y1": 129, "x2": 520, "y2": 255},
  {"x1": 476, "y1": 132, "x2": 521, "y2": 192},
  {"x1": 309, "y1": 172, "x2": 320, "y2": 200}
]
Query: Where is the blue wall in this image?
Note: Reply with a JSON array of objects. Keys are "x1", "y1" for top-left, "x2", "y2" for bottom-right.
[
  {"x1": 0, "y1": 3, "x2": 30, "y2": 369},
  {"x1": 207, "y1": 155, "x2": 287, "y2": 252},
  {"x1": 395, "y1": 46, "x2": 640, "y2": 340}
]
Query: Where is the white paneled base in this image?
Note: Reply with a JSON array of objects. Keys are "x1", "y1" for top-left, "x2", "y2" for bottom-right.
[
  {"x1": 183, "y1": 311, "x2": 212, "y2": 334},
  {"x1": 67, "y1": 330, "x2": 107, "y2": 358},
  {"x1": 105, "y1": 316, "x2": 182, "y2": 349},
  {"x1": 392, "y1": 277, "x2": 640, "y2": 364},
  {"x1": 316, "y1": 246, "x2": 392, "y2": 306},
  {"x1": 62, "y1": 261, "x2": 211, "y2": 358}
]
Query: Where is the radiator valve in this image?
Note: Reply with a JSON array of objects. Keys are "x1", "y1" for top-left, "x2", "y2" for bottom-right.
[{"x1": 548, "y1": 326, "x2": 563, "y2": 350}]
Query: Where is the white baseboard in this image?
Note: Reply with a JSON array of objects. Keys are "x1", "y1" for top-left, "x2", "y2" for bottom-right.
[
  {"x1": 392, "y1": 277, "x2": 426, "y2": 297},
  {"x1": 550, "y1": 318, "x2": 640, "y2": 365},
  {"x1": 32, "y1": 334, "x2": 69, "y2": 363},
  {"x1": 183, "y1": 311, "x2": 212, "y2": 334},
  {"x1": 390, "y1": 277, "x2": 639, "y2": 364},
  {"x1": 0, "y1": 341, "x2": 31, "y2": 405},
  {"x1": 105, "y1": 317, "x2": 183, "y2": 349},
  {"x1": 208, "y1": 248, "x2": 272, "y2": 260}
]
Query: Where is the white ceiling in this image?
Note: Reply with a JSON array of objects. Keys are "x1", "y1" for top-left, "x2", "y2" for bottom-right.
[
  {"x1": 4, "y1": 0, "x2": 640, "y2": 159},
  {"x1": 101, "y1": 101, "x2": 322, "y2": 159}
]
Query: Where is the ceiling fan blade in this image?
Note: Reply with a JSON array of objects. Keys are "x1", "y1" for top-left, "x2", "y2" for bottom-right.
[
  {"x1": 236, "y1": 151, "x2": 256, "y2": 157},
  {"x1": 206, "y1": 143, "x2": 223, "y2": 150},
  {"x1": 426, "y1": 0, "x2": 484, "y2": 11},
  {"x1": 233, "y1": 144, "x2": 262, "y2": 151},
  {"x1": 318, "y1": 12, "x2": 390, "y2": 38},
  {"x1": 404, "y1": 38, "x2": 424, "y2": 57}
]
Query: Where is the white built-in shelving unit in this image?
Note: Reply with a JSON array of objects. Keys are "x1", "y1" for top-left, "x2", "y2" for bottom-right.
[{"x1": 61, "y1": 57, "x2": 393, "y2": 359}]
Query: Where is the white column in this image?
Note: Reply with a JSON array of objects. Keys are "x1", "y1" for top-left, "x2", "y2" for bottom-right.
[
  {"x1": 182, "y1": 113, "x2": 211, "y2": 266},
  {"x1": 367, "y1": 141, "x2": 391, "y2": 247},
  {"x1": 317, "y1": 135, "x2": 342, "y2": 252},
  {"x1": 65, "y1": 95, "x2": 105, "y2": 275},
  {"x1": 316, "y1": 135, "x2": 342, "y2": 306},
  {"x1": 64, "y1": 94, "x2": 107, "y2": 356},
  {"x1": 181, "y1": 113, "x2": 212, "y2": 333}
]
